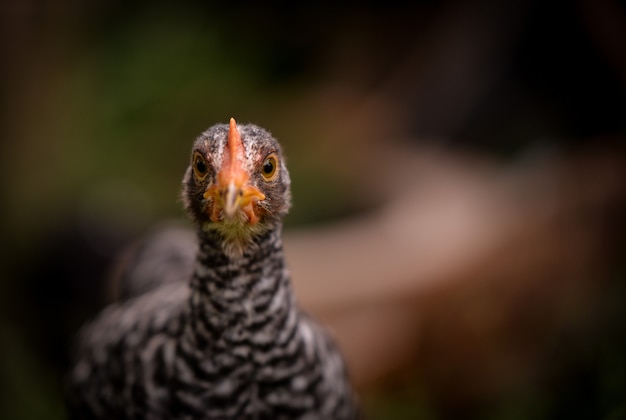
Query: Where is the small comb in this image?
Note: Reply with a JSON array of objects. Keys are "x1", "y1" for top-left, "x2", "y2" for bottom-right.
[{"x1": 227, "y1": 117, "x2": 242, "y2": 163}]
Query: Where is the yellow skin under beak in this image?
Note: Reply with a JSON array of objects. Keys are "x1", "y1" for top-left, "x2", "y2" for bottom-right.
[{"x1": 203, "y1": 118, "x2": 266, "y2": 225}]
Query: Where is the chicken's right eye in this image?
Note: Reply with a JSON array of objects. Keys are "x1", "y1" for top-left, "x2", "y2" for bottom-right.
[{"x1": 193, "y1": 152, "x2": 208, "y2": 179}]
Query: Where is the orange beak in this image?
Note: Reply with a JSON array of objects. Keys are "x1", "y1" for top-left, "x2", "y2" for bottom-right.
[{"x1": 203, "y1": 118, "x2": 265, "y2": 224}]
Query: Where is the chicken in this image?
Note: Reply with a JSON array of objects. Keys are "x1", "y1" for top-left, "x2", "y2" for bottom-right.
[{"x1": 67, "y1": 118, "x2": 358, "y2": 419}]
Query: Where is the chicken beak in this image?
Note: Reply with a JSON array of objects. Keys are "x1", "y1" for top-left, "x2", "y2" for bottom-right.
[
  {"x1": 222, "y1": 180, "x2": 240, "y2": 218},
  {"x1": 220, "y1": 179, "x2": 265, "y2": 219},
  {"x1": 203, "y1": 118, "x2": 265, "y2": 224}
]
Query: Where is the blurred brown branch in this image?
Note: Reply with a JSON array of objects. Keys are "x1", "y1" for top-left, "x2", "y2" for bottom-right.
[{"x1": 287, "y1": 142, "x2": 626, "y2": 401}]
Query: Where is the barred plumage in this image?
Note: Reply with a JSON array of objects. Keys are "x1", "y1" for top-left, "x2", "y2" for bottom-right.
[{"x1": 68, "y1": 119, "x2": 358, "y2": 419}]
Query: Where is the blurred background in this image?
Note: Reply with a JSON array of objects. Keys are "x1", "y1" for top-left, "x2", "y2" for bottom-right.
[{"x1": 1, "y1": 0, "x2": 626, "y2": 419}]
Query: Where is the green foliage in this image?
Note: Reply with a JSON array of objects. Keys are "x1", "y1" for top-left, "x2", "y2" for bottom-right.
[{"x1": 0, "y1": 323, "x2": 65, "y2": 420}]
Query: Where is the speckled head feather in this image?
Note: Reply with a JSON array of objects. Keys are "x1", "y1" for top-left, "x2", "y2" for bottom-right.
[{"x1": 182, "y1": 119, "x2": 291, "y2": 257}]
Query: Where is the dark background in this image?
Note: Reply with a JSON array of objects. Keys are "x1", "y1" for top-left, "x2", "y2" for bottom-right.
[{"x1": 1, "y1": 0, "x2": 625, "y2": 418}]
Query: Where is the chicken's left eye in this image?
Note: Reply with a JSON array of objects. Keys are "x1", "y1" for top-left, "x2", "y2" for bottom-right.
[{"x1": 261, "y1": 154, "x2": 278, "y2": 180}]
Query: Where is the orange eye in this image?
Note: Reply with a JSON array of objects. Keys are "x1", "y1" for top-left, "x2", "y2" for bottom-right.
[
  {"x1": 261, "y1": 153, "x2": 278, "y2": 181},
  {"x1": 193, "y1": 152, "x2": 208, "y2": 179}
]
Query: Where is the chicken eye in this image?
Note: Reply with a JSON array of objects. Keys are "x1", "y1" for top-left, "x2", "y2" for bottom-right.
[
  {"x1": 261, "y1": 154, "x2": 278, "y2": 180},
  {"x1": 193, "y1": 152, "x2": 208, "y2": 179}
]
